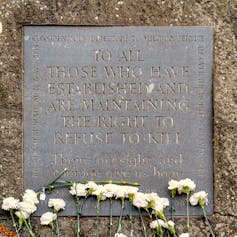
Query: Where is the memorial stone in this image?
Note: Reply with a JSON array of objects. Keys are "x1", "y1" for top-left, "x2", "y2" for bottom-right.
[
  {"x1": 23, "y1": 26, "x2": 213, "y2": 216},
  {"x1": 1, "y1": 0, "x2": 237, "y2": 236}
]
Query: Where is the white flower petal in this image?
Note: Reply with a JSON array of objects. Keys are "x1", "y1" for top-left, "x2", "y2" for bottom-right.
[
  {"x1": 23, "y1": 189, "x2": 39, "y2": 205},
  {"x1": 18, "y1": 201, "x2": 37, "y2": 214},
  {"x1": 114, "y1": 233, "x2": 127, "y2": 237},
  {"x1": 180, "y1": 233, "x2": 190, "y2": 237},
  {"x1": 167, "y1": 220, "x2": 175, "y2": 227},
  {"x1": 40, "y1": 212, "x2": 57, "y2": 225},
  {"x1": 177, "y1": 178, "x2": 196, "y2": 194},
  {"x1": 15, "y1": 210, "x2": 30, "y2": 219},
  {"x1": 132, "y1": 192, "x2": 148, "y2": 208},
  {"x1": 189, "y1": 191, "x2": 208, "y2": 206},
  {"x1": 168, "y1": 180, "x2": 179, "y2": 190},
  {"x1": 2, "y1": 197, "x2": 19, "y2": 210},
  {"x1": 149, "y1": 219, "x2": 167, "y2": 229},
  {"x1": 85, "y1": 181, "x2": 98, "y2": 191},
  {"x1": 48, "y1": 198, "x2": 66, "y2": 211},
  {"x1": 69, "y1": 183, "x2": 87, "y2": 197}
]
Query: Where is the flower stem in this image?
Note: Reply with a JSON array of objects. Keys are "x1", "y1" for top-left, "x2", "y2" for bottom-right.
[
  {"x1": 50, "y1": 222, "x2": 56, "y2": 237},
  {"x1": 50, "y1": 168, "x2": 68, "y2": 186},
  {"x1": 76, "y1": 195, "x2": 88, "y2": 237},
  {"x1": 28, "y1": 216, "x2": 32, "y2": 229},
  {"x1": 186, "y1": 193, "x2": 190, "y2": 233},
  {"x1": 75, "y1": 198, "x2": 83, "y2": 237},
  {"x1": 38, "y1": 168, "x2": 68, "y2": 192},
  {"x1": 55, "y1": 217, "x2": 60, "y2": 237},
  {"x1": 96, "y1": 180, "x2": 140, "y2": 186},
  {"x1": 159, "y1": 228, "x2": 164, "y2": 237},
  {"x1": 117, "y1": 199, "x2": 125, "y2": 233},
  {"x1": 96, "y1": 201, "x2": 100, "y2": 237},
  {"x1": 42, "y1": 180, "x2": 140, "y2": 192},
  {"x1": 129, "y1": 212, "x2": 134, "y2": 237},
  {"x1": 77, "y1": 212, "x2": 81, "y2": 237},
  {"x1": 171, "y1": 198, "x2": 174, "y2": 222},
  {"x1": 138, "y1": 208, "x2": 147, "y2": 237},
  {"x1": 23, "y1": 218, "x2": 36, "y2": 237},
  {"x1": 109, "y1": 198, "x2": 113, "y2": 237},
  {"x1": 202, "y1": 207, "x2": 216, "y2": 237},
  {"x1": 147, "y1": 210, "x2": 155, "y2": 237},
  {"x1": 154, "y1": 214, "x2": 163, "y2": 237},
  {"x1": 10, "y1": 210, "x2": 20, "y2": 237}
]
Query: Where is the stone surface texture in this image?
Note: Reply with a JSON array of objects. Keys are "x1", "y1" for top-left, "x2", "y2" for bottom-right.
[{"x1": 0, "y1": 0, "x2": 236, "y2": 236}]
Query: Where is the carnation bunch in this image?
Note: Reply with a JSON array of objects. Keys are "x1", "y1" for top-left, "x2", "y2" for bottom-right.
[
  {"x1": 1, "y1": 170, "x2": 69, "y2": 237},
  {"x1": 1, "y1": 189, "x2": 39, "y2": 237},
  {"x1": 1, "y1": 169, "x2": 217, "y2": 237},
  {"x1": 68, "y1": 181, "x2": 139, "y2": 237},
  {"x1": 131, "y1": 192, "x2": 171, "y2": 237}
]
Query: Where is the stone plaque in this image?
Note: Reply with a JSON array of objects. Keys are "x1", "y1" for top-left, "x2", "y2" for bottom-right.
[{"x1": 23, "y1": 26, "x2": 213, "y2": 216}]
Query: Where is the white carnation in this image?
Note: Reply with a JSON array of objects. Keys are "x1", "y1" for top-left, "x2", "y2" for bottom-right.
[
  {"x1": 23, "y1": 189, "x2": 39, "y2": 204},
  {"x1": 15, "y1": 210, "x2": 30, "y2": 219},
  {"x1": 150, "y1": 220, "x2": 158, "y2": 229},
  {"x1": 18, "y1": 201, "x2": 37, "y2": 214},
  {"x1": 160, "y1": 197, "x2": 169, "y2": 208},
  {"x1": 149, "y1": 219, "x2": 167, "y2": 229},
  {"x1": 153, "y1": 201, "x2": 164, "y2": 213},
  {"x1": 124, "y1": 186, "x2": 139, "y2": 196},
  {"x1": 145, "y1": 192, "x2": 159, "y2": 202},
  {"x1": 114, "y1": 186, "x2": 127, "y2": 199},
  {"x1": 167, "y1": 220, "x2": 175, "y2": 227},
  {"x1": 168, "y1": 179, "x2": 179, "y2": 190},
  {"x1": 112, "y1": 185, "x2": 138, "y2": 199},
  {"x1": 85, "y1": 181, "x2": 98, "y2": 191},
  {"x1": 147, "y1": 193, "x2": 169, "y2": 212},
  {"x1": 104, "y1": 184, "x2": 118, "y2": 198},
  {"x1": 178, "y1": 178, "x2": 196, "y2": 194},
  {"x1": 166, "y1": 220, "x2": 176, "y2": 234},
  {"x1": 189, "y1": 191, "x2": 208, "y2": 206},
  {"x1": 114, "y1": 233, "x2": 127, "y2": 237},
  {"x1": 48, "y1": 198, "x2": 66, "y2": 211},
  {"x1": 180, "y1": 233, "x2": 190, "y2": 237},
  {"x1": 40, "y1": 212, "x2": 57, "y2": 225},
  {"x1": 92, "y1": 185, "x2": 107, "y2": 200},
  {"x1": 69, "y1": 183, "x2": 87, "y2": 197},
  {"x1": 105, "y1": 192, "x2": 114, "y2": 198},
  {"x1": 2, "y1": 197, "x2": 19, "y2": 210},
  {"x1": 132, "y1": 192, "x2": 148, "y2": 208}
]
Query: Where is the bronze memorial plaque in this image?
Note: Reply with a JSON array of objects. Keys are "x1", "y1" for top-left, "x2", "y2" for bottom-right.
[{"x1": 23, "y1": 26, "x2": 213, "y2": 216}]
